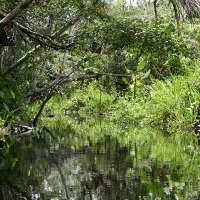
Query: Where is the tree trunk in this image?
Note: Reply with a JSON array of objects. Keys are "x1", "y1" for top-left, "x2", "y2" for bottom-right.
[
  {"x1": 154, "y1": 0, "x2": 158, "y2": 22},
  {"x1": 170, "y1": 0, "x2": 181, "y2": 36}
]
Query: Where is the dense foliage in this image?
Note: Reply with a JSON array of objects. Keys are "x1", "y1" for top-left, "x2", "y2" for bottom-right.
[
  {"x1": 1, "y1": 0, "x2": 200, "y2": 199},
  {"x1": 0, "y1": 0, "x2": 200, "y2": 148},
  {"x1": 1, "y1": 0, "x2": 199, "y2": 128}
]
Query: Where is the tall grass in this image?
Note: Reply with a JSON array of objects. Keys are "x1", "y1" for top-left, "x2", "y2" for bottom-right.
[
  {"x1": 106, "y1": 62, "x2": 200, "y2": 133},
  {"x1": 148, "y1": 67, "x2": 200, "y2": 129}
]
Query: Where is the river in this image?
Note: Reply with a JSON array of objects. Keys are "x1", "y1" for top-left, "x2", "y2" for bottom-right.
[{"x1": 0, "y1": 114, "x2": 199, "y2": 199}]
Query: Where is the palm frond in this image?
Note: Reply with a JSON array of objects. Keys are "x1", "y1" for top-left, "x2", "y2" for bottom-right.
[{"x1": 178, "y1": 0, "x2": 200, "y2": 19}]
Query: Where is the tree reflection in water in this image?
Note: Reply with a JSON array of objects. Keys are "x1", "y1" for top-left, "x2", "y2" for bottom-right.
[{"x1": 0, "y1": 116, "x2": 199, "y2": 199}]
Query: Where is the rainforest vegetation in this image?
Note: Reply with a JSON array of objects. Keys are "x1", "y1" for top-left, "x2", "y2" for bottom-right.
[
  {"x1": 0, "y1": 0, "x2": 199, "y2": 131},
  {"x1": 1, "y1": 0, "x2": 200, "y2": 199}
]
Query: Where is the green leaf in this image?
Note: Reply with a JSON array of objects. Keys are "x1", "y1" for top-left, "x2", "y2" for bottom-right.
[
  {"x1": 142, "y1": 69, "x2": 151, "y2": 79},
  {"x1": 0, "y1": 91, "x2": 5, "y2": 99},
  {"x1": 3, "y1": 103, "x2": 9, "y2": 113},
  {"x1": 11, "y1": 158, "x2": 18, "y2": 170},
  {"x1": 84, "y1": 56, "x2": 93, "y2": 64},
  {"x1": 10, "y1": 90, "x2": 15, "y2": 99},
  {"x1": 0, "y1": 0, "x2": 6, "y2": 5},
  {"x1": 122, "y1": 77, "x2": 129, "y2": 84},
  {"x1": 136, "y1": 79, "x2": 141, "y2": 86},
  {"x1": 137, "y1": 60, "x2": 146, "y2": 71},
  {"x1": 164, "y1": 23, "x2": 175, "y2": 36}
]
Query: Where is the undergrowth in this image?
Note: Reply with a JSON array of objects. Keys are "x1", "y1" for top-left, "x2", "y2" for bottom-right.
[{"x1": 43, "y1": 62, "x2": 200, "y2": 134}]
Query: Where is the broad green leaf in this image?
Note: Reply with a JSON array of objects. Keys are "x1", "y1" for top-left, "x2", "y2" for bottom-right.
[
  {"x1": 122, "y1": 77, "x2": 129, "y2": 84},
  {"x1": 164, "y1": 23, "x2": 175, "y2": 36},
  {"x1": 10, "y1": 90, "x2": 15, "y2": 99},
  {"x1": 137, "y1": 60, "x2": 146, "y2": 71},
  {"x1": 136, "y1": 79, "x2": 141, "y2": 86}
]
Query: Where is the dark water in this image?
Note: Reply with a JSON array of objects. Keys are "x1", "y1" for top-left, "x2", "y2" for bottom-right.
[{"x1": 0, "y1": 116, "x2": 199, "y2": 200}]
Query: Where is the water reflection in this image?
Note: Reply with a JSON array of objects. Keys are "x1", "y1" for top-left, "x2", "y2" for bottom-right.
[{"x1": 0, "y1": 115, "x2": 199, "y2": 199}]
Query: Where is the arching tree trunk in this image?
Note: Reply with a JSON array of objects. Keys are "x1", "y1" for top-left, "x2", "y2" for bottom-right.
[{"x1": 170, "y1": 0, "x2": 181, "y2": 36}]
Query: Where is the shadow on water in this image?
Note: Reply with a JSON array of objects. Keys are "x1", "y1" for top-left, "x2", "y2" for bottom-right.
[{"x1": 0, "y1": 114, "x2": 200, "y2": 199}]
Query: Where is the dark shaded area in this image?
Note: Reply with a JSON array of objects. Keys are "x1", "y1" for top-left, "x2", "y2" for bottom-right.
[{"x1": 0, "y1": 27, "x2": 14, "y2": 46}]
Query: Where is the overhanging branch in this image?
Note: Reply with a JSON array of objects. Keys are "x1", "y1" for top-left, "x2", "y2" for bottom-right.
[
  {"x1": 2, "y1": 17, "x2": 81, "y2": 75},
  {"x1": 2, "y1": 45, "x2": 41, "y2": 75},
  {"x1": 14, "y1": 21, "x2": 74, "y2": 50},
  {"x1": 0, "y1": 0, "x2": 34, "y2": 28},
  {"x1": 26, "y1": 72, "x2": 132, "y2": 98},
  {"x1": 26, "y1": 56, "x2": 138, "y2": 97}
]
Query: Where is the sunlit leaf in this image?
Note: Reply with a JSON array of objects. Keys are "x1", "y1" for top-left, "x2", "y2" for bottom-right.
[
  {"x1": 10, "y1": 90, "x2": 15, "y2": 99},
  {"x1": 122, "y1": 77, "x2": 129, "y2": 84},
  {"x1": 136, "y1": 79, "x2": 141, "y2": 86},
  {"x1": 164, "y1": 23, "x2": 175, "y2": 36},
  {"x1": 137, "y1": 60, "x2": 146, "y2": 71},
  {"x1": 142, "y1": 70, "x2": 151, "y2": 79}
]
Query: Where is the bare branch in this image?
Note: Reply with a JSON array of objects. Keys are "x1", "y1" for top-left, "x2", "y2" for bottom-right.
[
  {"x1": 52, "y1": 16, "x2": 81, "y2": 39},
  {"x1": 26, "y1": 56, "x2": 138, "y2": 97},
  {"x1": 2, "y1": 17, "x2": 81, "y2": 75},
  {"x1": 32, "y1": 89, "x2": 54, "y2": 127},
  {"x1": 14, "y1": 21, "x2": 74, "y2": 50},
  {"x1": 2, "y1": 45, "x2": 41, "y2": 75},
  {"x1": 26, "y1": 74, "x2": 66, "y2": 97},
  {"x1": 0, "y1": 0, "x2": 34, "y2": 28},
  {"x1": 26, "y1": 72, "x2": 132, "y2": 97}
]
